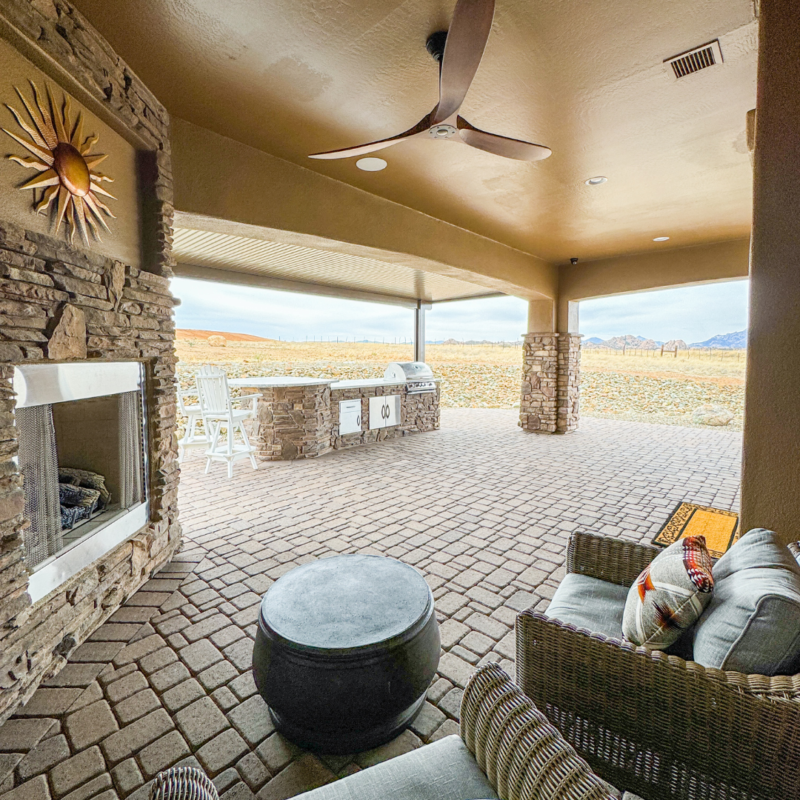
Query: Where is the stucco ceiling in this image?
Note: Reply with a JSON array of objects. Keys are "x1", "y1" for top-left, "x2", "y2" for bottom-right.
[{"x1": 72, "y1": 0, "x2": 757, "y2": 264}]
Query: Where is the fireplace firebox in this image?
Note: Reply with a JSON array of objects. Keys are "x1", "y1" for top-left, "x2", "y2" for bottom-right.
[{"x1": 13, "y1": 363, "x2": 149, "y2": 602}]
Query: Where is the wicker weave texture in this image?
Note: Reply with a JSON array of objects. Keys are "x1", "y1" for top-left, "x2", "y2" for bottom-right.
[
  {"x1": 150, "y1": 767, "x2": 219, "y2": 800},
  {"x1": 460, "y1": 663, "x2": 618, "y2": 800},
  {"x1": 517, "y1": 533, "x2": 800, "y2": 800},
  {"x1": 566, "y1": 532, "x2": 658, "y2": 588}
]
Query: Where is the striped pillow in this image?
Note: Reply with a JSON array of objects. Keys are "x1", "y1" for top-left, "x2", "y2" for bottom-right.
[{"x1": 622, "y1": 535, "x2": 714, "y2": 649}]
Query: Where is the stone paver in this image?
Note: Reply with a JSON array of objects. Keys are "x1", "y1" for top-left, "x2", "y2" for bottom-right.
[{"x1": 0, "y1": 411, "x2": 742, "y2": 800}]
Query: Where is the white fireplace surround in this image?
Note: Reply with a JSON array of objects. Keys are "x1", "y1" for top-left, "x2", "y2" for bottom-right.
[{"x1": 13, "y1": 362, "x2": 149, "y2": 603}]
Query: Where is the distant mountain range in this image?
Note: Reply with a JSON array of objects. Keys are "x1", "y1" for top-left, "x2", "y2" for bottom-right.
[{"x1": 584, "y1": 330, "x2": 747, "y2": 350}]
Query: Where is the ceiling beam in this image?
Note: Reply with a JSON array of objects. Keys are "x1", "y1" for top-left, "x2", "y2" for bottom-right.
[
  {"x1": 173, "y1": 263, "x2": 422, "y2": 308},
  {"x1": 171, "y1": 119, "x2": 558, "y2": 302}
]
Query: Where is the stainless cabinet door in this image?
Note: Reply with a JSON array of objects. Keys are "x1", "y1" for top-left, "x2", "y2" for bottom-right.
[
  {"x1": 368, "y1": 395, "x2": 401, "y2": 429},
  {"x1": 339, "y1": 399, "x2": 362, "y2": 435}
]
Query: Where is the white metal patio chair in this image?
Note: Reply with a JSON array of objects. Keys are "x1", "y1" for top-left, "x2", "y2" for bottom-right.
[
  {"x1": 195, "y1": 367, "x2": 259, "y2": 478},
  {"x1": 176, "y1": 384, "x2": 207, "y2": 462}
]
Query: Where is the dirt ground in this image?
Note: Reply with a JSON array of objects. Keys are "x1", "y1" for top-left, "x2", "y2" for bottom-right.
[{"x1": 176, "y1": 337, "x2": 745, "y2": 430}]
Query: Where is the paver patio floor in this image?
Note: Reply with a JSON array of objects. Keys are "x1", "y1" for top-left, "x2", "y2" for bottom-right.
[{"x1": 0, "y1": 410, "x2": 742, "y2": 800}]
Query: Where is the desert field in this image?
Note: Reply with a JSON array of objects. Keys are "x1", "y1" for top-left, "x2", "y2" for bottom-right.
[{"x1": 176, "y1": 336, "x2": 745, "y2": 430}]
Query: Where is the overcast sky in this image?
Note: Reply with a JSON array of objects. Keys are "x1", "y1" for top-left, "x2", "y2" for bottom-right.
[{"x1": 171, "y1": 277, "x2": 749, "y2": 345}]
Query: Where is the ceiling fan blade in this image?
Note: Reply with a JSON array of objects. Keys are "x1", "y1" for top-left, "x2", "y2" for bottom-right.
[
  {"x1": 433, "y1": 0, "x2": 495, "y2": 124},
  {"x1": 309, "y1": 114, "x2": 432, "y2": 160},
  {"x1": 456, "y1": 116, "x2": 552, "y2": 161}
]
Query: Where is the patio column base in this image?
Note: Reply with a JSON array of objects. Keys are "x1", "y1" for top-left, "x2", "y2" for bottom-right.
[{"x1": 519, "y1": 333, "x2": 581, "y2": 434}]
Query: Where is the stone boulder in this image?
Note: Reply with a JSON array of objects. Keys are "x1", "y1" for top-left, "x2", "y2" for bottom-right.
[
  {"x1": 208, "y1": 335, "x2": 226, "y2": 347},
  {"x1": 693, "y1": 404, "x2": 734, "y2": 426}
]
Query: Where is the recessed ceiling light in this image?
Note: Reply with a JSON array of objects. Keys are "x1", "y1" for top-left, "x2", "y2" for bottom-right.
[
  {"x1": 356, "y1": 157, "x2": 387, "y2": 172},
  {"x1": 585, "y1": 176, "x2": 607, "y2": 185},
  {"x1": 653, "y1": 236, "x2": 670, "y2": 242}
]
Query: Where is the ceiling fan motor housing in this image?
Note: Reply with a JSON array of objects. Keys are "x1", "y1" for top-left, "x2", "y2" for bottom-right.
[
  {"x1": 430, "y1": 124, "x2": 457, "y2": 139},
  {"x1": 426, "y1": 31, "x2": 448, "y2": 63}
]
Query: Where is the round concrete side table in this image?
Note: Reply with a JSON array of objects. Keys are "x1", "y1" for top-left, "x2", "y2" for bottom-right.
[{"x1": 252, "y1": 554, "x2": 440, "y2": 754}]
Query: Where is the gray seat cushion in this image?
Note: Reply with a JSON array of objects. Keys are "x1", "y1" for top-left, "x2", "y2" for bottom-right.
[
  {"x1": 544, "y1": 573, "x2": 629, "y2": 639},
  {"x1": 692, "y1": 528, "x2": 800, "y2": 674},
  {"x1": 294, "y1": 736, "x2": 498, "y2": 800}
]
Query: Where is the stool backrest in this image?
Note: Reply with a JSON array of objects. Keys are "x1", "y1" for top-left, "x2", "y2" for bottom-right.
[{"x1": 196, "y1": 367, "x2": 230, "y2": 416}]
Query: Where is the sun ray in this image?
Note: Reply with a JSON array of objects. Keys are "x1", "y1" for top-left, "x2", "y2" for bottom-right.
[
  {"x1": 83, "y1": 192, "x2": 112, "y2": 230},
  {"x1": 88, "y1": 192, "x2": 116, "y2": 219},
  {"x1": 72, "y1": 199, "x2": 89, "y2": 246},
  {"x1": 89, "y1": 182, "x2": 116, "y2": 200},
  {"x1": 35, "y1": 185, "x2": 59, "y2": 215},
  {"x1": 71, "y1": 112, "x2": 84, "y2": 149},
  {"x1": 54, "y1": 186, "x2": 70, "y2": 236},
  {"x1": 28, "y1": 82, "x2": 58, "y2": 149},
  {"x1": 80, "y1": 134, "x2": 98, "y2": 155},
  {"x1": 2, "y1": 128, "x2": 55, "y2": 163},
  {"x1": 6, "y1": 104, "x2": 48, "y2": 150},
  {"x1": 84, "y1": 154, "x2": 108, "y2": 169},
  {"x1": 48, "y1": 85, "x2": 68, "y2": 144},
  {"x1": 19, "y1": 168, "x2": 60, "y2": 190},
  {"x1": 9, "y1": 155, "x2": 51, "y2": 171},
  {"x1": 5, "y1": 82, "x2": 116, "y2": 243}
]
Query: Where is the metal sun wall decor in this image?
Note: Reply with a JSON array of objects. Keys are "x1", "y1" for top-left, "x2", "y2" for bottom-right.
[{"x1": 2, "y1": 81, "x2": 116, "y2": 246}]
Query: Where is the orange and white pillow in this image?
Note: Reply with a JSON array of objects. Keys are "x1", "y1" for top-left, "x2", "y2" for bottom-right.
[{"x1": 622, "y1": 536, "x2": 714, "y2": 649}]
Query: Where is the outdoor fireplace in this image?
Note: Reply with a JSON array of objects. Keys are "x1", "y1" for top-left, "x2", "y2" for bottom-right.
[{"x1": 14, "y1": 363, "x2": 148, "y2": 603}]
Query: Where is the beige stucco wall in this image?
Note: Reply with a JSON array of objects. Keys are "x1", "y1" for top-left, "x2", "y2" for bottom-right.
[
  {"x1": 0, "y1": 37, "x2": 143, "y2": 269},
  {"x1": 556, "y1": 238, "x2": 751, "y2": 332},
  {"x1": 171, "y1": 118, "x2": 558, "y2": 301},
  {"x1": 740, "y1": 0, "x2": 799, "y2": 546}
]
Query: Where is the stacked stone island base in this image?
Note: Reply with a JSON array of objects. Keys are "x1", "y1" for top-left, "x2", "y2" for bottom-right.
[
  {"x1": 518, "y1": 333, "x2": 581, "y2": 434},
  {"x1": 234, "y1": 378, "x2": 441, "y2": 462}
]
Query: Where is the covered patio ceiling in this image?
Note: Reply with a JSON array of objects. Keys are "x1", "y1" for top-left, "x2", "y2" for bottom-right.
[
  {"x1": 172, "y1": 226, "x2": 503, "y2": 307},
  {"x1": 73, "y1": 0, "x2": 757, "y2": 265}
]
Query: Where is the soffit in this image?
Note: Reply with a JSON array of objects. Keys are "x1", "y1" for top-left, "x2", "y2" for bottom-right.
[
  {"x1": 172, "y1": 227, "x2": 498, "y2": 303},
  {"x1": 72, "y1": 0, "x2": 757, "y2": 264}
]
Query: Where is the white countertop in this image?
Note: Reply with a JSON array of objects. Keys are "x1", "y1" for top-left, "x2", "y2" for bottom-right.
[
  {"x1": 330, "y1": 378, "x2": 405, "y2": 390},
  {"x1": 228, "y1": 377, "x2": 335, "y2": 388}
]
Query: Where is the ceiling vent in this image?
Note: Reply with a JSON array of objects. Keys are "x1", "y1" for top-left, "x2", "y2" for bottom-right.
[{"x1": 665, "y1": 40, "x2": 723, "y2": 79}]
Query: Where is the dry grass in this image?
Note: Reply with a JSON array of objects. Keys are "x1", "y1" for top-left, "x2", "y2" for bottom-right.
[{"x1": 176, "y1": 337, "x2": 746, "y2": 428}]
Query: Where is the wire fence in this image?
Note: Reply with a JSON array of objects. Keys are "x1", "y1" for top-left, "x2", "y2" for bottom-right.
[{"x1": 587, "y1": 346, "x2": 746, "y2": 360}]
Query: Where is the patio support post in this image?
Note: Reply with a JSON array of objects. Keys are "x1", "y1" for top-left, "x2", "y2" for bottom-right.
[
  {"x1": 519, "y1": 300, "x2": 581, "y2": 434},
  {"x1": 414, "y1": 301, "x2": 429, "y2": 362},
  {"x1": 740, "y1": 0, "x2": 800, "y2": 545}
]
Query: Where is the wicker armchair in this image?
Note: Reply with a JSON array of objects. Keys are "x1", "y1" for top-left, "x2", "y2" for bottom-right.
[{"x1": 516, "y1": 532, "x2": 800, "y2": 800}]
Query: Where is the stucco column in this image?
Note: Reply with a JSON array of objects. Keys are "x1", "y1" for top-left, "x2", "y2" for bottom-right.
[
  {"x1": 519, "y1": 300, "x2": 581, "y2": 434},
  {"x1": 740, "y1": 0, "x2": 800, "y2": 545}
]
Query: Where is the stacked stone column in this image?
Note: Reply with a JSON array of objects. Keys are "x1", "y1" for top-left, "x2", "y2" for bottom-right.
[{"x1": 519, "y1": 333, "x2": 581, "y2": 434}]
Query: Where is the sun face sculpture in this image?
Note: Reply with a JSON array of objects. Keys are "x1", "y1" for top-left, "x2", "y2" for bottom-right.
[{"x1": 2, "y1": 82, "x2": 115, "y2": 245}]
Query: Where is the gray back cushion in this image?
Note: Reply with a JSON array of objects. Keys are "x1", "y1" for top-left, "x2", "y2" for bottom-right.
[
  {"x1": 692, "y1": 528, "x2": 800, "y2": 674},
  {"x1": 294, "y1": 736, "x2": 499, "y2": 800}
]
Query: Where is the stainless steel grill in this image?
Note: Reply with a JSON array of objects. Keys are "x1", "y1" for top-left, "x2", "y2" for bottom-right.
[{"x1": 384, "y1": 362, "x2": 437, "y2": 394}]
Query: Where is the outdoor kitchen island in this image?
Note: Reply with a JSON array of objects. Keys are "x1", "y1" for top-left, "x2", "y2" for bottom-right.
[{"x1": 229, "y1": 362, "x2": 440, "y2": 462}]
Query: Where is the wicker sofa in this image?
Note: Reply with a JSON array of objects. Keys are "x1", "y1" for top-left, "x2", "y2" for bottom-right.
[{"x1": 516, "y1": 532, "x2": 800, "y2": 800}]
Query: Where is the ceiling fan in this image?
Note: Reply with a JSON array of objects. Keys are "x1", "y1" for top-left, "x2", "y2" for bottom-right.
[{"x1": 309, "y1": 0, "x2": 551, "y2": 163}]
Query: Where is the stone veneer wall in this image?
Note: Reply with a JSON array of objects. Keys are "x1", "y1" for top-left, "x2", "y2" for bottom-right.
[
  {"x1": 518, "y1": 333, "x2": 581, "y2": 434},
  {"x1": 401, "y1": 388, "x2": 440, "y2": 434},
  {"x1": 254, "y1": 385, "x2": 333, "y2": 461},
  {"x1": 556, "y1": 335, "x2": 581, "y2": 434},
  {"x1": 0, "y1": 1, "x2": 179, "y2": 723}
]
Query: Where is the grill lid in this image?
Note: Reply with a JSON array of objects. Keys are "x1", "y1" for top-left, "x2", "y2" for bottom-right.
[{"x1": 384, "y1": 362, "x2": 434, "y2": 383}]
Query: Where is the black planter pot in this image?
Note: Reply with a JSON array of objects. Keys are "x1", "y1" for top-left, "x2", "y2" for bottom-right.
[{"x1": 252, "y1": 554, "x2": 440, "y2": 754}]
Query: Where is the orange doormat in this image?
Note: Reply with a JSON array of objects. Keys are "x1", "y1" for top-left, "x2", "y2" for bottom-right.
[{"x1": 654, "y1": 502, "x2": 740, "y2": 558}]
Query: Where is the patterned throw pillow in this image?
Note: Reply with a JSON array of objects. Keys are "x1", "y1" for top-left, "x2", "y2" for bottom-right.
[{"x1": 622, "y1": 535, "x2": 714, "y2": 649}]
